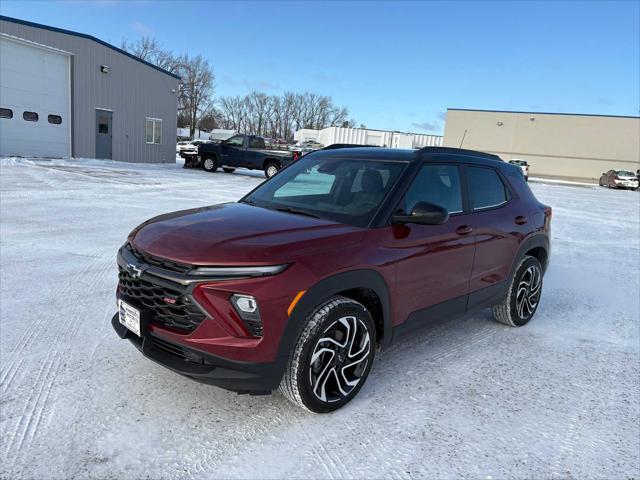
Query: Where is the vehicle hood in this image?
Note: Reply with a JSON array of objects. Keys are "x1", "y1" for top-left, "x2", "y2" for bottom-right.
[{"x1": 130, "y1": 202, "x2": 365, "y2": 265}]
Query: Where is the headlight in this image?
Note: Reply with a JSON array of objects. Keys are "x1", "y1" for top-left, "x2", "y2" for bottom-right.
[{"x1": 191, "y1": 265, "x2": 288, "y2": 277}]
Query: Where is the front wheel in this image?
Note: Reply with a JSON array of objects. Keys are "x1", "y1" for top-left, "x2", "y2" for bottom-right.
[
  {"x1": 280, "y1": 296, "x2": 376, "y2": 413},
  {"x1": 264, "y1": 162, "x2": 280, "y2": 178},
  {"x1": 203, "y1": 156, "x2": 218, "y2": 172},
  {"x1": 492, "y1": 255, "x2": 543, "y2": 327}
]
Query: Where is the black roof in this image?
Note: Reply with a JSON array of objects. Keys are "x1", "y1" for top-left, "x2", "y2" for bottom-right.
[
  {"x1": 315, "y1": 145, "x2": 504, "y2": 165},
  {"x1": 0, "y1": 15, "x2": 180, "y2": 80}
]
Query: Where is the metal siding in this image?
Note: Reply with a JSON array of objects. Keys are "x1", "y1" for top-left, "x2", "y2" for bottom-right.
[
  {"x1": 0, "y1": 19, "x2": 178, "y2": 163},
  {"x1": 443, "y1": 109, "x2": 640, "y2": 180}
]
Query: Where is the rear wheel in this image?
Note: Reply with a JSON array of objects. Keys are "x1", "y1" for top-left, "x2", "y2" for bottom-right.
[
  {"x1": 598, "y1": 177, "x2": 604, "y2": 186},
  {"x1": 203, "y1": 156, "x2": 218, "y2": 172},
  {"x1": 265, "y1": 162, "x2": 280, "y2": 178},
  {"x1": 280, "y1": 296, "x2": 375, "y2": 413},
  {"x1": 222, "y1": 167, "x2": 236, "y2": 173},
  {"x1": 492, "y1": 256, "x2": 543, "y2": 327}
]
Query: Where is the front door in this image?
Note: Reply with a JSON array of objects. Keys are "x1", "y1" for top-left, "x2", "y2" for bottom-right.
[
  {"x1": 96, "y1": 110, "x2": 112, "y2": 159},
  {"x1": 392, "y1": 164, "x2": 475, "y2": 324}
]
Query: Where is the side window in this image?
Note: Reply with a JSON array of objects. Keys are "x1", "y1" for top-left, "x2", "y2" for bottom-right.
[
  {"x1": 0, "y1": 108, "x2": 13, "y2": 119},
  {"x1": 401, "y1": 165, "x2": 463, "y2": 214},
  {"x1": 48, "y1": 114, "x2": 62, "y2": 125},
  {"x1": 226, "y1": 136, "x2": 244, "y2": 147},
  {"x1": 23, "y1": 111, "x2": 39, "y2": 122},
  {"x1": 249, "y1": 137, "x2": 264, "y2": 148},
  {"x1": 467, "y1": 166, "x2": 508, "y2": 210}
]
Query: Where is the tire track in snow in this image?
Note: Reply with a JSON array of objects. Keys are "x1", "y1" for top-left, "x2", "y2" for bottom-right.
[{"x1": 2, "y1": 254, "x2": 113, "y2": 468}]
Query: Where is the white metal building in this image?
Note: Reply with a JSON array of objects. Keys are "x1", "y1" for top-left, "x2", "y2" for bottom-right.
[{"x1": 294, "y1": 126, "x2": 442, "y2": 149}]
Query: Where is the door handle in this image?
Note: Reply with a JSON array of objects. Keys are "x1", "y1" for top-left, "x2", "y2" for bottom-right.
[
  {"x1": 456, "y1": 225, "x2": 473, "y2": 236},
  {"x1": 515, "y1": 216, "x2": 528, "y2": 225}
]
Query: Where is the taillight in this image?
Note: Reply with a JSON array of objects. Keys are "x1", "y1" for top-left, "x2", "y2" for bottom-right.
[
  {"x1": 293, "y1": 151, "x2": 300, "y2": 161},
  {"x1": 542, "y1": 205, "x2": 552, "y2": 229}
]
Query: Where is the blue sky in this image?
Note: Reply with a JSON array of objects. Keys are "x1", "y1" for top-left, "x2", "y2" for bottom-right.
[{"x1": 1, "y1": 0, "x2": 638, "y2": 133}]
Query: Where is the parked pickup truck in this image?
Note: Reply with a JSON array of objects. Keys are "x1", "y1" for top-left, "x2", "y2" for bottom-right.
[{"x1": 192, "y1": 134, "x2": 296, "y2": 178}]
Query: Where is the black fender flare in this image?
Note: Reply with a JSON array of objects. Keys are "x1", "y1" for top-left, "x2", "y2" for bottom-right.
[
  {"x1": 276, "y1": 269, "x2": 393, "y2": 361},
  {"x1": 509, "y1": 233, "x2": 550, "y2": 277}
]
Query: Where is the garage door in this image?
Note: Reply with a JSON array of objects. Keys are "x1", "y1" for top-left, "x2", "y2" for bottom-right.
[{"x1": 0, "y1": 35, "x2": 71, "y2": 158}]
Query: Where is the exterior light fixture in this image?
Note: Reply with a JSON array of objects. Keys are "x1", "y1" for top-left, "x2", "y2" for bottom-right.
[{"x1": 497, "y1": 121, "x2": 504, "y2": 126}]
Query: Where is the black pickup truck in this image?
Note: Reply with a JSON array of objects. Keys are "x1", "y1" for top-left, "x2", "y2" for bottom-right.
[{"x1": 189, "y1": 134, "x2": 296, "y2": 178}]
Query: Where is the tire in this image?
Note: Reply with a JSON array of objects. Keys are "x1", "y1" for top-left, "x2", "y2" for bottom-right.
[
  {"x1": 598, "y1": 177, "x2": 604, "y2": 186},
  {"x1": 202, "y1": 156, "x2": 218, "y2": 172},
  {"x1": 492, "y1": 255, "x2": 543, "y2": 327},
  {"x1": 264, "y1": 162, "x2": 280, "y2": 178},
  {"x1": 222, "y1": 167, "x2": 236, "y2": 173},
  {"x1": 280, "y1": 296, "x2": 376, "y2": 413}
]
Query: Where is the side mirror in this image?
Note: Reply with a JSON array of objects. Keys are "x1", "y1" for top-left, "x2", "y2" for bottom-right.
[{"x1": 392, "y1": 201, "x2": 449, "y2": 225}]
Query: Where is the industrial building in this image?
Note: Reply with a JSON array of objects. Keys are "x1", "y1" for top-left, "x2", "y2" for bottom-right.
[
  {"x1": 443, "y1": 108, "x2": 640, "y2": 181},
  {"x1": 295, "y1": 126, "x2": 442, "y2": 149},
  {"x1": 0, "y1": 16, "x2": 178, "y2": 163}
]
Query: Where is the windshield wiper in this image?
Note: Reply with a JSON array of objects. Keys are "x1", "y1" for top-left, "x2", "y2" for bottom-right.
[{"x1": 272, "y1": 207, "x2": 320, "y2": 219}]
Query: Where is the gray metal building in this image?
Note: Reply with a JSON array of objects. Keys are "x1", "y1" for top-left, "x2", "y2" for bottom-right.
[{"x1": 0, "y1": 16, "x2": 178, "y2": 163}]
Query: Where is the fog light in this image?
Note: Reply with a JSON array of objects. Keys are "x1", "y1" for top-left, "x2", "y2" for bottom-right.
[{"x1": 230, "y1": 294, "x2": 263, "y2": 337}]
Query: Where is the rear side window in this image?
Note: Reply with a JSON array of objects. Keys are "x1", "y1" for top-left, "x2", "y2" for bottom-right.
[
  {"x1": 0, "y1": 108, "x2": 13, "y2": 119},
  {"x1": 467, "y1": 166, "x2": 508, "y2": 210},
  {"x1": 23, "y1": 111, "x2": 38, "y2": 122},
  {"x1": 249, "y1": 137, "x2": 265, "y2": 148}
]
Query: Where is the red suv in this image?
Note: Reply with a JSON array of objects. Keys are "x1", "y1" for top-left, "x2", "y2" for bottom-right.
[{"x1": 113, "y1": 147, "x2": 551, "y2": 413}]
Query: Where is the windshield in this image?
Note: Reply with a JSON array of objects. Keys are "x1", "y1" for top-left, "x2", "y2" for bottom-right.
[
  {"x1": 242, "y1": 154, "x2": 408, "y2": 227},
  {"x1": 617, "y1": 171, "x2": 635, "y2": 177}
]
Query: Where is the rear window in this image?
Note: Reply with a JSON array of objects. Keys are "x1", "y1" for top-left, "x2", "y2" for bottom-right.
[{"x1": 467, "y1": 166, "x2": 509, "y2": 210}]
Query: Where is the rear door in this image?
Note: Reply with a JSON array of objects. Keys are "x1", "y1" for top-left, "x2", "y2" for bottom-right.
[
  {"x1": 245, "y1": 136, "x2": 266, "y2": 168},
  {"x1": 463, "y1": 165, "x2": 524, "y2": 303}
]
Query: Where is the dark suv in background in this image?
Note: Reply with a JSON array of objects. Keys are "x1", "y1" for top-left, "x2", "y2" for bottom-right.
[{"x1": 113, "y1": 146, "x2": 551, "y2": 413}]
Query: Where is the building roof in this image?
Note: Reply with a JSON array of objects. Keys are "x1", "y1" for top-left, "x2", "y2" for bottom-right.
[
  {"x1": 447, "y1": 108, "x2": 639, "y2": 120},
  {"x1": 0, "y1": 15, "x2": 180, "y2": 80}
]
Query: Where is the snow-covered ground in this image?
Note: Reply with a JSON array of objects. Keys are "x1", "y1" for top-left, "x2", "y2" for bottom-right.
[{"x1": 1, "y1": 157, "x2": 639, "y2": 479}]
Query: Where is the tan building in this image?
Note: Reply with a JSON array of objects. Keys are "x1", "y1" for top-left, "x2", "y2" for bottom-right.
[{"x1": 443, "y1": 108, "x2": 640, "y2": 181}]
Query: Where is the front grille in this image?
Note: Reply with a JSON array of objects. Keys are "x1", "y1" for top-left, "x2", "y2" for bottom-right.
[
  {"x1": 126, "y1": 243, "x2": 192, "y2": 274},
  {"x1": 118, "y1": 267, "x2": 205, "y2": 332}
]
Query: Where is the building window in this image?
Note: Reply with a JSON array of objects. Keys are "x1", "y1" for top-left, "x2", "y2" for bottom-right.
[
  {"x1": 48, "y1": 114, "x2": 62, "y2": 125},
  {"x1": 23, "y1": 111, "x2": 39, "y2": 122},
  {"x1": 0, "y1": 108, "x2": 13, "y2": 119},
  {"x1": 145, "y1": 117, "x2": 162, "y2": 144}
]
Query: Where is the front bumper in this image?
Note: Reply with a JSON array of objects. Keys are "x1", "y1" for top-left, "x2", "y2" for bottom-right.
[{"x1": 112, "y1": 314, "x2": 284, "y2": 394}]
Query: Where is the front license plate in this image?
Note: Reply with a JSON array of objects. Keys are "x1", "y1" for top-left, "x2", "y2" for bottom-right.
[{"x1": 118, "y1": 299, "x2": 141, "y2": 336}]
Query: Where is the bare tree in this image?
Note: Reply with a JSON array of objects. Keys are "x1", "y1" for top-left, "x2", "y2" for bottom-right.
[
  {"x1": 175, "y1": 55, "x2": 215, "y2": 139},
  {"x1": 120, "y1": 37, "x2": 177, "y2": 73},
  {"x1": 216, "y1": 91, "x2": 352, "y2": 141}
]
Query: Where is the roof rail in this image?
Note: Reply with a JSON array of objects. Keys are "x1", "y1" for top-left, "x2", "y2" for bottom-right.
[
  {"x1": 417, "y1": 146, "x2": 503, "y2": 162},
  {"x1": 321, "y1": 143, "x2": 380, "y2": 151}
]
